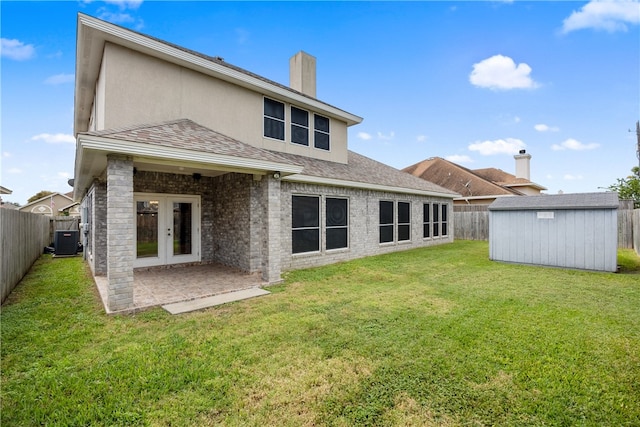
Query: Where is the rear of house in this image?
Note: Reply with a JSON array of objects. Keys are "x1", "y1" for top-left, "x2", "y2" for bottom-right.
[{"x1": 72, "y1": 14, "x2": 458, "y2": 312}]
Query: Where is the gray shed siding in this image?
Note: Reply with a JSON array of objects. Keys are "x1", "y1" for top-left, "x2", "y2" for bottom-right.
[{"x1": 489, "y1": 192, "x2": 618, "y2": 272}]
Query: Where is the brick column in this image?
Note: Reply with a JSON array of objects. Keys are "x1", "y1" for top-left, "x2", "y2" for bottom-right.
[
  {"x1": 106, "y1": 155, "x2": 134, "y2": 311},
  {"x1": 261, "y1": 175, "x2": 281, "y2": 283}
]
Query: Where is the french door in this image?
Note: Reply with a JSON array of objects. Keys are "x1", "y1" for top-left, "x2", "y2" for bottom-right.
[{"x1": 134, "y1": 194, "x2": 201, "y2": 268}]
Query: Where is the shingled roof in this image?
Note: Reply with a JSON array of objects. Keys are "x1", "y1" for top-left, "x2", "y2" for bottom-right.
[
  {"x1": 80, "y1": 119, "x2": 457, "y2": 197},
  {"x1": 489, "y1": 192, "x2": 619, "y2": 211},
  {"x1": 403, "y1": 157, "x2": 521, "y2": 198}
]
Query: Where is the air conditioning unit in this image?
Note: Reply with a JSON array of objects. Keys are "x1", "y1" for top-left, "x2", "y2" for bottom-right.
[{"x1": 54, "y1": 230, "x2": 79, "y2": 256}]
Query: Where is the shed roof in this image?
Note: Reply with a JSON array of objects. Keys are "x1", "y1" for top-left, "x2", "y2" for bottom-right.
[{"x1": 488, "y1": 192, "x2": 619, "y2": 211}]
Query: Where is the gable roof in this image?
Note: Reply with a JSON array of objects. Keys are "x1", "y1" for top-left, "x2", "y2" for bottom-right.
[
  {"x1": 489, "y1": 192, "x2": 619, "y2": 211},
  {"x1": 74, "y1": 119, "x2": 457, "y2": 200},
  {"x1": 75, "y1": 13, "x2": 362, "y2": 135},
  {"x1": 403, "y1": 157, "x2": 522, "y2": 199},
  {"x1": 280, "y1": 151, "x2": 459, "y2": 197},
  {"x1": 473, "y1": 167, "x2": 547, "y2": 190}
]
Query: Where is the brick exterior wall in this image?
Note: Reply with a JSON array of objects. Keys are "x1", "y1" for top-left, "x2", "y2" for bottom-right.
[
  {"x1": 106, "y1": 155, "x2": 134, "y2": 311},
  {"x1": 279, "y1": 181, "x2": 454, "y2": 271},
  {"x1": 83, "y1": 169, "x2": 453, "y2": 297}
]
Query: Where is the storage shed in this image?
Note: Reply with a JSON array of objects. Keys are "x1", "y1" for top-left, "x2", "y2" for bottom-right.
[{"x1": 488, "y1": 192, "x2": 619, "y2": 272}]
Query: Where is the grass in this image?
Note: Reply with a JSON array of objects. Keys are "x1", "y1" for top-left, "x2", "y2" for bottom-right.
[{"x1": 1, "y1": 241, "x2": 639, "y2": 426}]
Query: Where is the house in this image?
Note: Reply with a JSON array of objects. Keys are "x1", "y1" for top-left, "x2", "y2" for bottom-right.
[
  {"x1": 18, "y1": 192, "x2": 80, "y2": 217},
  {"x1": 403, "y1": 150, "x2": 547, "y2": 205},
  {"x1": 72, "y1": 14, "x2": 458, "y2": 312},
  {"x1": 489, "y1": 192, "x2": 619, "y2": 272}
]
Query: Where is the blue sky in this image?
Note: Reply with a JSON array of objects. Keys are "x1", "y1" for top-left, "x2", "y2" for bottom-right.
[{"x1": 1, "y1": 0, "x2": 639, "y2": 205}]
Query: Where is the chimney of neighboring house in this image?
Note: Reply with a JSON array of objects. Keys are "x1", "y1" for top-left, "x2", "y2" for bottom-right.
[
  {"x1": 290, "y1": 51, "x2": 316, "y2": 98},
  {"x1": 514, "y1": 149, "x2": 532, "y2": 180}
]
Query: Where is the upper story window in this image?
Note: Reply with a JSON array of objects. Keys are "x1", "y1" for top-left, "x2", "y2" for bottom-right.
[
  {"x1": 291, "y1": 106, "x2": 309, "y2": 146},
  {"x1": 264, "y1": 98, "x2": 285, "y2": 141},
  {"x1": 314, "y1": 114, "x2": 330, "y2": 151}
]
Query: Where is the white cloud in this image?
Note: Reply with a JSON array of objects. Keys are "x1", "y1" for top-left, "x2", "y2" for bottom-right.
[
  {"x1": 236, "y1": 28, "x2": 251, "y2": 45},
  {"x1": 445, "y1": 154, "x2": 474, "y2": 164},
  {"x1": 1, "y1": 38, "x2": 35, "y2": 61},
  {"x1": 562, "y1": 0, "x2": 640, "y2": 34},
  {"x1": 57, "y1": 172, "x2": 71, "y2": 178},
  {"x1": 104, "y1": 0, "x2": 143, "y2": 9},
  {"x1": 2, "y1": 152, "x2": 11, "y2": 158},
  {"x1": 44, "y1": 73, "x2": 75, "y2": 85},
  {"x1": 30, "y1": 133, "x2": 75, "y2": 144},
  {"x1": 563, "y1": 174, "x2": 584, "y2": 180},
  {"x1": 377, "y1": 131, "x2": 395, "y2": 141},
  {"x1": 469, "y1": 54, "x2": 539, "y2": 90},
  {"x1": 551, "y1": 138, "x2": 600, "y2": 151},
  {"x1": 7, "y1": 168, "x2": 22, "y2": 174},
  {"x1": 534, "y1": 123, "x2": 560, "y2": 132},
  {"x1": 357, "y1": 132, "x2": 372, "y2": 140},
  {"x1": 468, "y1": 138, "x2": 526, "y2": 155},
  {"x1": 416, "y1": 135, "x2": 427, "y2": 142}
]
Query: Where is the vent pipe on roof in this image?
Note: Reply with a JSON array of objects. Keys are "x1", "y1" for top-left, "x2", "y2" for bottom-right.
[
  {"x1": 290, "y1": 51, "x2": 316, "y2": 98},
  {"x1": 514, "y1": 150, "x2": 531, "y2": 180}
]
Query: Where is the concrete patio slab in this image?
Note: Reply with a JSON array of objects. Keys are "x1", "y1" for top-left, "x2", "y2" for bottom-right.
[{"x1": 162, "y1": 288, "x2": 271, "y2": 314}]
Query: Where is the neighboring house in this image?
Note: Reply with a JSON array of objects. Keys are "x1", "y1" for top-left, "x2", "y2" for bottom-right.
[
  {"x1": 19, "y1": 192, "x2": 80, "y2": 217},
  {"x1": 72, "y1": 14, "x2": 458, "y2": 312},
  {"x1": 403, "y1": 150, "x2": 547, "y2": 205},
  {"x1": 0, "y1": 186, "x2": 17, "y2": 209}
]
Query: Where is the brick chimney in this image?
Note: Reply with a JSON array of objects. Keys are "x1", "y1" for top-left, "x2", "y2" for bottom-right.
[
  {"x1": 514, "y1": 149, "x2": 531, "y2": 180},
  {"x1": 289, "y1": 51, "x2": 316, "y2": 98}
]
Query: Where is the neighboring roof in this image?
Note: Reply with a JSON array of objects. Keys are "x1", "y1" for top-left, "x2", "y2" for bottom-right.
[
  {"x1": 280, "y1": 151, "x2": 459, "y2": 198},
  {"x1": 75, "y1": 13, "x2": 362, "y2": 135},
  {"x1": 75, "y1": 119, "x2": 457, "y2": 199},
  {"x1": 403, "y1": 157, "x2": 522, "y2": 199},
  {"x1": 19, "y1": 192, "x2": 73, "y2": 210},
  {"x1": 473, "y1": 167, "x2": 547, "y2": 190},
  {"x1": 489, "y1": 192, "x2": 619, "y2": 211},
  {"x1": 0, "y1": 186, "x2": 12, "y2": 195}
]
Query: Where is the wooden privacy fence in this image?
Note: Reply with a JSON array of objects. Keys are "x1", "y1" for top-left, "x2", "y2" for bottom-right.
[
  {"x1": 454, "y1": 200, "x2": 635, "y2": 249},
  {"x1": 1, "y1": 210, "x2": 50, "y2": 303}
]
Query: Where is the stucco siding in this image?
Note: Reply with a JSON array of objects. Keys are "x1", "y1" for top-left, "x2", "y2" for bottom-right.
[{"x1": 100, "y1": 43, "x2": 348, "y2": 164}]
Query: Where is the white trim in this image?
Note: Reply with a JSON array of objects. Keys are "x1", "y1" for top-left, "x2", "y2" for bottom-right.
[
  {"x1": 283, "y1": 174, "x2": 458, "y2": 199},
  {"x1": 78, "y1": 134, "x2": 304, "y2": 174}
]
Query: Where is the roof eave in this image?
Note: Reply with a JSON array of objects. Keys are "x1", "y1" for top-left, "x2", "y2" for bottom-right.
[{"x1": 74, "y1": 13, "x2": 363, "y2": 135}]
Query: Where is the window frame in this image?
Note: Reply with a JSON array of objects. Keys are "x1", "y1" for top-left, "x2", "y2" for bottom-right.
[
  {"x1": 441, "y1": 203, "x2": 449, "y2": 237},
  {"x1": 313, "y1": 114, "x2": 331, "y2": 151},
  {"x1": 397, "y1": 201, "x2": 411, "y2": 242},
  {"x1": 379, "y1": 200, "x2": 395, "y2": 244},
  {"x1": 325, "y1": 197, "x2": 349, "y2": 251},
  {"x1": 263, "y1": 97, "x2": 285, "y2": 141},
  {"x1": 290, "y1": 106, "x2": 309, "y2": 146},
  {"x1": 291, "y1": 195, "x2": 320, "y2": 254},
  {"x1": 432, "y1": 203, "x2": 440, "y2": 237},
  {"x1": 423, "y1": 203, "x2": 431, "y2": 239}
]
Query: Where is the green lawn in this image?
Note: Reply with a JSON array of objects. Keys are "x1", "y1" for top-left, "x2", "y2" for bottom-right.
[{"x1": 2, "y1": 241, "x2": 639, "y2": 426}]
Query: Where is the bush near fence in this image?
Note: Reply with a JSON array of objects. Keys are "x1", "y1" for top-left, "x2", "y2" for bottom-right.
[
  {"x1": 454, "y1": 201, "x2": 635, "y2": 250},
  {"x1": 1, "y1": 210, "x2": 50, "y2": 303}
]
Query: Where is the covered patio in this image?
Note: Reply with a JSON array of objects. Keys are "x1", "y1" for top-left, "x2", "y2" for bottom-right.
[{"x1": 93, "y1": 263, "x2": 267, "y2": 314}]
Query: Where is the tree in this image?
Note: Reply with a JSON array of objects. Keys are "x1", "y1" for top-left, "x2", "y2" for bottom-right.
[
  {"x1": 27, "y1": 190, "x2": 55, "y2": 203},
  {"x1": 608, "y1": 167, "x2": 640, "y2": 208}
]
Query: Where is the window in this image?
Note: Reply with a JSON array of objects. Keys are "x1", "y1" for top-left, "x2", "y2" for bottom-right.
[
  {"x1": 314, "y1": 114, "x2": 330, "y2": 150},
  {"x1": 379, "y1": 201, "x2": 394, "y2": 243},
  {"x1": 433, "y1": 203, "x2": 440, "y2": 237},
  {"x1": 264, "y1": 98, "x2": 285, "y2": 140},
  {"x1": 326, "y1": 198, "x2": 348, "y2": 250},
  {"x1": 423, "y1": 203, "x2": 431, "y2": 238},
  {"x1": 292, "y1": 196, "x2": 320, "y2": 254},
  {"x1": 441, "y1": 204, "x2": 448, "y2": 237},
  {"x1": 397, "y1": 202, "x2": 411, "y2": 242},
  {"x1": 291, "y1": 106, "x2": 309, "y2": 146}
]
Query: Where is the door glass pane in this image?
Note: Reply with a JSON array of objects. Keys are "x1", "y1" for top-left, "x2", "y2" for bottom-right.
[
  {"x1": 137, "y1": 200, "x2": 159, "y2": 258},
  {"x1": 173, "y1": 202, "x2": 192, "y2": 255}
]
